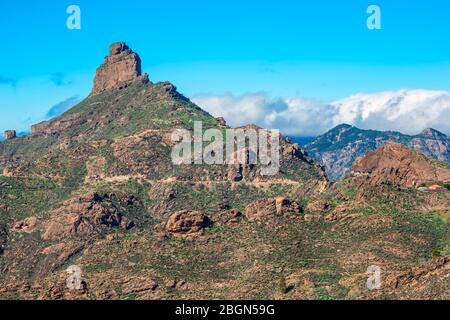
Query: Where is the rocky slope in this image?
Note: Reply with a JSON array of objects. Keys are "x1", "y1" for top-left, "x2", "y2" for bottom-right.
[
  {"x1": 304, "y1": 124, "x2": 450, "y2": 180},
  {"x1": 0, "y1": 43, "x2": 448, "y2": 300},
  {"x1": 352, "y1": 141, "x2": 450, "y2": 188}
]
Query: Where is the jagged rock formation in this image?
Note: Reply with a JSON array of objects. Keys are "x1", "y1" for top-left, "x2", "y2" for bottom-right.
[
  {"x1": 91, "y1": 42, "x2": 149, "y2": 96},
  {"x1": 352, "y1": 141, "x2": 450, "y2": 187},
  {"x1": 4, "y1": 130, "x2": 16, "y2": 140},
  {"x1": 304, "y1": 124, "x2": 450, "y2": 180}
]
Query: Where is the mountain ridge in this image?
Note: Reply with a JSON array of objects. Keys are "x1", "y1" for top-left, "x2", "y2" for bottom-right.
[{"x1": 304, "y1": 124, "x2": 450, "y2": 180}]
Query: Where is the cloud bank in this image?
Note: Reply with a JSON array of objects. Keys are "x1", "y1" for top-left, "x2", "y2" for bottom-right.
[{"x1": 192, "y1": 89, "x2": 450, "y2": 136}]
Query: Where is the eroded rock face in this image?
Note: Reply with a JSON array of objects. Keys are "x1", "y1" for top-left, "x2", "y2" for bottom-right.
[
  {"x1": 165, "y1": 210, "x2": 211, "y2": 237},
  {"x1": 352, "y1": 141, "x2": 450, "y2": 187},
  {"x1": 245, "y1": 197, "x2": 302, "y2": 221},
  {"x1": 12, "y1": 192, "x2": 136, "y2": 240},
  {"x1": 91, "y1": 42, "x2": 149, "y2": 95}
]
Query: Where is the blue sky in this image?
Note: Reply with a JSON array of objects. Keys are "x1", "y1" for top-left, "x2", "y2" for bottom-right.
[{"x1": 1, "y1": 0, "x2": 450, "y2": 135}]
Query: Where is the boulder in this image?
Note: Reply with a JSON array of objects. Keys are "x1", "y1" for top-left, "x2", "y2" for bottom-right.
[
  {"x1": 218, "y1": 209, "x2": 242, "y2": 225},
  {"x1": 245, "y1": 197, "x2": 302, "y2": 221},
  {"x1": 13, "y1": 217, "x2": 39, "y2": 233},
  {"x1": 165, "y1": 210, "x2": 211, "y2": 237}
]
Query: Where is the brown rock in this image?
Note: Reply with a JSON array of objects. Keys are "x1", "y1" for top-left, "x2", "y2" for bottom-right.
[
  {"x1": 91, "y1": 42, "x2": 149, "y2": 95},
  {"x1": 389, "y1": 255, "x2": 449, "y2": 289},
  {"x1": 352, "y1": 141, "x2": 450, "y2": 187},
  {"x1": 305, "y1": 200, "x2": 331, "y2": 221},
  {"x1": 41, "y1": 213, "x2": 88, "y2": 240},
  {"x1": 165, "y1": 279, "x2": 177, "y2": 289},
  {"x1": 16, "y1": 192, "x2": 137, "y2": 241},
  {"x1": 13, "y1": 217, "x2": 39, "y2": 233},
  {"x1": 165, "y1": 210, "x2": 211, "y2": 237},
  {"x1": 122, "y1": 278, "x2": 158, "y2": 295},
  {"x1": 218, "y1": 209, "x2": 242, "y2": 225},
  {"x1": 245, "y1": 198, "x2": 302, "y2": 221},
  {"x1": 4, "y1": 130, "x2": 16, "y2": 140}
]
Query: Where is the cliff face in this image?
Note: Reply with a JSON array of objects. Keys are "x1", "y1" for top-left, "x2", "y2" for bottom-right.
[
  {"x1": 91, "y1": 42, "x2": 149, "y2": 95},
  {"x1": 304, "y1": 125, "x2": 450, "y2": 180}
]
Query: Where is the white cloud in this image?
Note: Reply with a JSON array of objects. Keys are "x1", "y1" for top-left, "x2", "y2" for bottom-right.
[{"x1": 192, "y1": 89, "x2": 450, "y2": 136}]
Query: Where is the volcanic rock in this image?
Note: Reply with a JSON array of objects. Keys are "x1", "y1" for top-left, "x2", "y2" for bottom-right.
[
  {"x1": 165, "y1": 210, "x2": 211, "y2": 237},
  {"x1": 91, "y1": 42, "x2": 149, "y2": 95},
  {"x1": 352, "y1": 141, "x2": 450, "y2": 187},
  {"x1": 245, "y1": 197, "x2": 302, "y2": 221},
  {"x1": 13, "y1": 192, "x2": 137, "y2": 240},
  {"x1": 218, "y1": 209, "x2": 242, "y2": 225},
  {"x1": 13, "y1": 217, "x2": 39, "y2": 233},
  {"x1": 389, "y1": 255, "x2": 450, "y2": 289}
]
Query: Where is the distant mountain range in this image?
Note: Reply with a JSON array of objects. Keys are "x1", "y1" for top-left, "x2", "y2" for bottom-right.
[{"x1": 301, "y1": 124, "x2": 450, "y2": 180}]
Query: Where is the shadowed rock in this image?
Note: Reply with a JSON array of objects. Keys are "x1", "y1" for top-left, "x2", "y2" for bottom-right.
[{"x1": 4, "y1": 130, "x2": 16, "y2": 140}]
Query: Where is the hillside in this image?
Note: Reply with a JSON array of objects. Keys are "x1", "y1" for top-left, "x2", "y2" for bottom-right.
[
  {"x1": 0, "y1": 43, "x2": 448, "y2": 300},
  {"x1": 304, "y1": 124, "x2": 450, "y2": 180}
]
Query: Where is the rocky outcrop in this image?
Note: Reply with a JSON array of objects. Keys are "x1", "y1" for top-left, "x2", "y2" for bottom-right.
[
  {"x1": 165, "y1": 210, "x2": 211, "y2": 237},
  {"x1": 12, "y1": 192, "x2": 136, "y2": 240},
  {"x1": 4, "y1": 130, "x2": 16, "y2": 140},
  {"x1": 91, "y1": 42, "x2": 149, "y2": 95},
  {"x1": 245, "y1": 197, "x2": 302, "y2": 221},
  {"x1": 304, "y1": 125, "x2": 450, "y2": 180},
  {"x1": 217, "y1": 209, "x2": 242, "y2": 225},
  {"x1": 13, "y1": 217, "x2": 39, "y2": 233},
  {"x1": 389, "y1": 255, "x2": 449, "y2": 289},
  {"x1": 352, "y1": 141, "x2": 450, "y2": 187}
]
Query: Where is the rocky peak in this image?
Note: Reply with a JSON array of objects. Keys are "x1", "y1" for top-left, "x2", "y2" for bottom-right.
[
  {"x1": 420, "y1": 128, "x2": 446, "y2": 138},
  {"x1": 352, "y1": 141, "x2": 450, "y2": 187},
  {"x1": 91, "y1": 42, "x2": 149, "y2": 96},
  {"x1": 109, "y1": 42, "x2": 130, "y2": 56}
]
